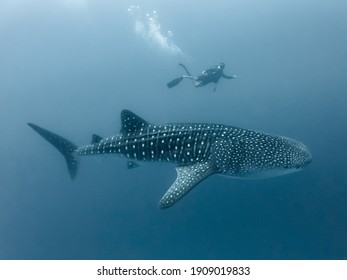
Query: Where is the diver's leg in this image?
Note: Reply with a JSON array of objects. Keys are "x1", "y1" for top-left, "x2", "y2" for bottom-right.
[
  {"x1": 182, "y1": 75, "x2": 194, "y2": 79},
  {"x1": 179, "y1": 64, "x2": 204, "y2": 87},
  {"x1": 194, "y1": 81, "x2": 203, "y2": 87},
  {"x1": 179, "y1": 63, "x2": 192, "y2": 76},
  {"x1": 182, "y1": 75, "x2": 201, "y2": 87}
]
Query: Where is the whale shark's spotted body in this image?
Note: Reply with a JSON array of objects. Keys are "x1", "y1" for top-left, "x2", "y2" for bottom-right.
[{"x1": 28, "y1": 110, "x2": 311, "y2": 208}]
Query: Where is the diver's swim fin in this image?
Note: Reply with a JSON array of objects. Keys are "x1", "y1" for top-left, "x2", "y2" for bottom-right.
[{"x1": 167, "y1": 76, "x2": 183, "y2": 88}]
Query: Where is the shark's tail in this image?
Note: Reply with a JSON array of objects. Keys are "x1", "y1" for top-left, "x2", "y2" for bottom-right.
[{"x1": 27, "y1": 123, "x2": 79, "y2": 179}]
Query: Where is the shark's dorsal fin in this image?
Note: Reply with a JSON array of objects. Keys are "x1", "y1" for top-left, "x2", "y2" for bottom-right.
[
  {"x1": 120, "y1": 110, "x2": 150, "y2": 133},
  {"x1": 91, "y1": 134, "x2": 103, "y2": 144},
  {"x1": 159, "y1": 161, "x2": 216, "y2": 208}
]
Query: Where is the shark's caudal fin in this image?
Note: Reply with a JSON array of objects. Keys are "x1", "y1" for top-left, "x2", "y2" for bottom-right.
[{"x1": 27, "y1": 123, "x2": 79, "y2": 179}]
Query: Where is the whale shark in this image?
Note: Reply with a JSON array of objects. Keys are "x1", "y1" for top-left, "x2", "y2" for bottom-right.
[{"x1": 28, "y1": 110, "x2": 312, "y2": 208}]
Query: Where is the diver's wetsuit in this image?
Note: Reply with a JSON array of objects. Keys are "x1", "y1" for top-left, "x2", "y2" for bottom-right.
[
  {"x1": 193, "y1": 65, "x2": 234, "y2": 87},
  {"x1": 168, "y1": 63, "x2": 236, "y2": 91}
]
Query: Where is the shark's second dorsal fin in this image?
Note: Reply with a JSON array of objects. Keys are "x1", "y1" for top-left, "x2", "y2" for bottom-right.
[
  {"x1": 91, "y1": 134, "x2": 103, "y2": 144},
  {"x1": 120, "y1": 110, "x2": 150, "y2": 134},
  {"x1": 159, "y1": 161, "x2": 216, "y2": 209}
]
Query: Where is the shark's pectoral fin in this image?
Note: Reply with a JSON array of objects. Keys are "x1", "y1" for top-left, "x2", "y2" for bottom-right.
[{"x1": 159, "y1": 161, "x2": 216, "y2": 209}]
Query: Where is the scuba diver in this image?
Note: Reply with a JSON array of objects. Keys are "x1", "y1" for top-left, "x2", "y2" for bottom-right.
[{"x1": 167, "y1": 63, "x2": 236, "y2": 92}]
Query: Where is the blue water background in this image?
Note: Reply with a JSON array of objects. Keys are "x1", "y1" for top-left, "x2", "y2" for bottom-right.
[{"x1": 0, "y1": 0, "x2": 346, "y2": 259}]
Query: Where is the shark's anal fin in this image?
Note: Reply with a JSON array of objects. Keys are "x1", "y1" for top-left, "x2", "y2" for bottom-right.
[
  {"x1": 159, "y1": 161, "x2": 216, "y2": 209},
  {"x1": 127, "y1": 161, "x2": 139, "y2": 169}
]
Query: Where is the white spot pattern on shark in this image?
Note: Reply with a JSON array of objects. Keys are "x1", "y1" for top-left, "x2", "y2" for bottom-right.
[{"x1": 27, "y1": 110, "x2": 312, "y2": 208}]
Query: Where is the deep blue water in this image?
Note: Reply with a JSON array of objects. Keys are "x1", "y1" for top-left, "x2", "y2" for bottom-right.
[{"x1": 0, "y1": 0, "x2": 346, "y2": 260}]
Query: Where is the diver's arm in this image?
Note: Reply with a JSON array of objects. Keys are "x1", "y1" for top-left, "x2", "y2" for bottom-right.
[{"x1": 222, "y1": 73, "x2": 236, "y2": 79}]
